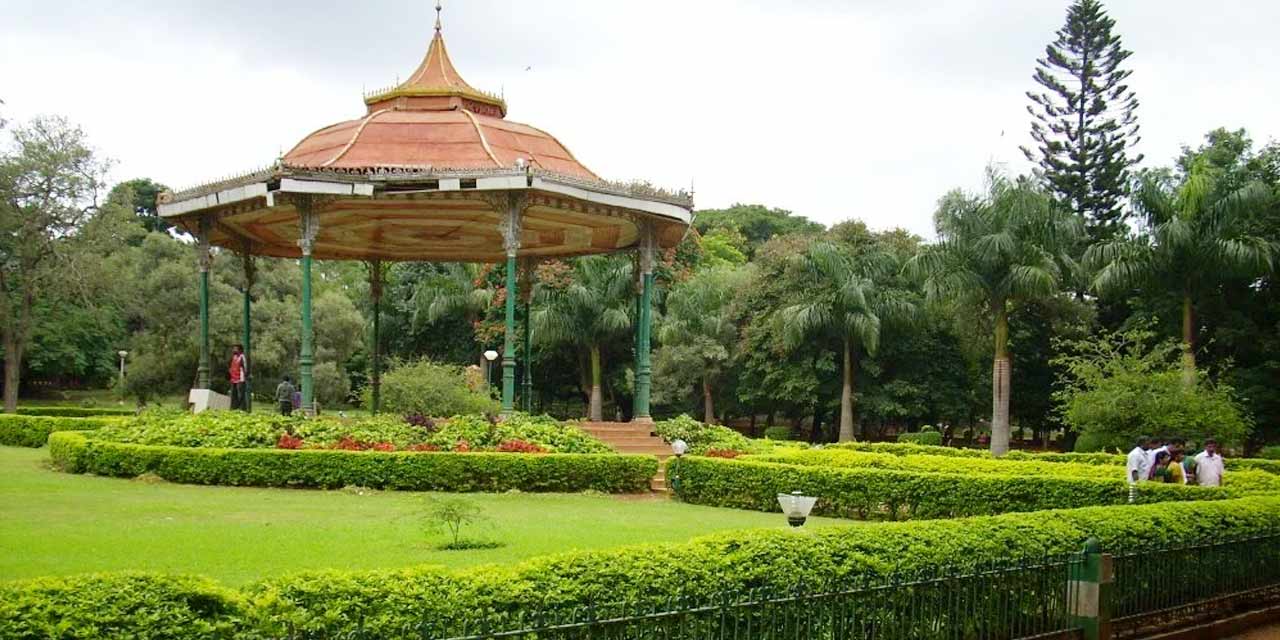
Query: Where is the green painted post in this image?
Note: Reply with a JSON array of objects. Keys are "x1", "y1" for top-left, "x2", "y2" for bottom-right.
[
  {"x1": 197, "y1": 269, "x2": 211, "y2": 389},
  {"x1": 501, "y1": 254, "x2": 517, "y2": 415},
  {"x1": 632, "y1": 284, "x2": 641, "y2": 418},
  {"x1": 370, "y1": 261, "x2": 382, "y2": 415},
  {"x1": 242, "y1": 282, "x2": 252, "y2": 411},
  {"x1": 300, "y1": 252, "x2": 314, "y2": 415},
  {"x1": 634, "y1": 271, "x2": 655, "y2": 421},
  {"x1": 1070, "y1": 537, "x2": 1114, "y2": 640}
]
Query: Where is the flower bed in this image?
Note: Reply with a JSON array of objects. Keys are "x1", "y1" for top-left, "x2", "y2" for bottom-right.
[
  {"x1": 668, "y1": 456, "x2": 1229, "y2": 520},
  {"x1": 0, "y1": 414, "x2": 126, "y2": 448},
  {"x1": 48, "y1": 431, "x2": 656, "y2": 494},
  {"x1": 4, "y1": 496, "x2": 1279, "y2": 639}
]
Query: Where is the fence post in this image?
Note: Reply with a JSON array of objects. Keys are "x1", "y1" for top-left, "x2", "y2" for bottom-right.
[{"x1": 1070, "y1": 537, "x2": 1114, "y2": 640}]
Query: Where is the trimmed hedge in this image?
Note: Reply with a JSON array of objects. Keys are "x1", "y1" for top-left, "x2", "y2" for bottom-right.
[
  {"x1": 757, "y1": 449, "x2": 1280, "y2": 494},
  {"x1": 896, "y1": 431, "x2": 943, "y2": 446},
  {"x1": 669, "y1": 456, "x2": 1228, "y2": 520},
  {"x1": 0, "y1": 573, "x2": 244, "y2": 640},
  {"x1": 48, "y1": 431, "x2": 656, "y2": 493},
  {"x1": 4, "y1": 497, "x2": 1279, "y2": 638},
  {"x1": 15, "y1": 406, "x2": 135, "y2": 418},
  {"x1": 0, "y1": 414, "x2": 124, "y2": 448}
]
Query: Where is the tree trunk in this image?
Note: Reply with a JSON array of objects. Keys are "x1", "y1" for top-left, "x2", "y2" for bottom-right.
[
  {"x1": 991, "y1": 300, "x2": 1012, "y2": 457},
  {"x1": 702, "y1": 375, "x2": 715, "y2": 424},
  {"x1": 839, "y1": 339, "x2": 856, "y2": 442},
  {"x1": 1181, "y1": 293, "x2": 1196, "y2": 387},
  {"x1": 588, "y1": 345, "x2": 603, "y2": 422},
  {"x1": 2, "y1": 331, "x2": 20, "y2": 413}
]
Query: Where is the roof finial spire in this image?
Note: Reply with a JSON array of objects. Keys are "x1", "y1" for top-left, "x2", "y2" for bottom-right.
[{"x1": 434, "y1": 2, "x2": 443, "y2": 33}]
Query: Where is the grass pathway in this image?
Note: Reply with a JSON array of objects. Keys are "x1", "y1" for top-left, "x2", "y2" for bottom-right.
[{"x1": 0, "y1": 446, "x2": 850, "y2": 585}]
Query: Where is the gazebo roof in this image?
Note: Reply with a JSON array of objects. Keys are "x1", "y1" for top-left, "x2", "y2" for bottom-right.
[{"x1": 159, "y1": 7, "x2": 691, "y2": 263}]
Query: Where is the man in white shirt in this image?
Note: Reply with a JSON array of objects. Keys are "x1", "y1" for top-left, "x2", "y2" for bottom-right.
[
  {"x1": 1194, "y1": 439, "x2": 1225, "y2": 487},
  {"x1": 1126, "y1": 437, "x2": 1153, "y2": 485}
]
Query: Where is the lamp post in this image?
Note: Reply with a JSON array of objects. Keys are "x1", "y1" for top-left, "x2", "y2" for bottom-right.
[
  {"x1": 483, "y1": 350, "x2": 499, "y2": 395},
  {"x1": 669, "y1": 439, "x2": 688, "y2": 495},
  {"x1": 777, "y1": 491, "x2": 817, "y2": 528},
  {"x1": 117, "y1": 350, "x2": 129, "y2": 403}
]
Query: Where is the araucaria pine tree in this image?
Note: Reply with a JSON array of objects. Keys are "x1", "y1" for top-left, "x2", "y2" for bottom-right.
[{"x1": 1024, "y1": 0, "x2": 1141, "y2": 243}]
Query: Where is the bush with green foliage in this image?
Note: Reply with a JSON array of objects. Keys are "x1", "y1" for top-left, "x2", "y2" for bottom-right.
[
  {"x1": 1054, "y1": 328, "x2": 1252, "y2": 451},
  {"x1": 1259, "y1": 446, "x2": 1280, "y2": 461},
  {"x1": 762, "y1": 426, "x2": 792, "y2": 441},
  {"x1": 829, "y1": 441, "x2": 987, "y2": 458},
  {"x1": 49, "y1": 431, "x2": 655, "y2": 493},
  {"x1": 670, "y1": 456, "x2": 1228, "y2": 520},
  {"x1": 0, "y1": 572, "x2": 245, "y2": 640},
  {"x1": 8, "y1": 497, "x2": 1279, "y2": 638},
  {"x1": 653, "y1": 415, "x2": 759, "y2": 454},
  {"x1": 0, "y1": 414, "x2": 125, "y2": 448},
  {"x1": 896, "y1": 430, "x2": 943, "y2": 446},
  {"x1": 15, "y1": 406, "x2": 135, "y2": 417},
  {"x1": 364, "y1": 359, "x2": 497, "y2": 416},
  {"x1": 759, "y1": 449, "x2": 1280, "y2": 493}
]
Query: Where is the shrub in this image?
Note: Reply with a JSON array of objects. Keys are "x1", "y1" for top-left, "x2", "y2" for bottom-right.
[
  {"x1": 897, "y1": 431, "x2": 943, "y2": 446},
  {"x1": 15, "y1": 406, "x2": 135, "y2": 417},
  {"x1": 762, "y1": 426, "x2": 792, "y2": 441},
  {"x1": 312, "y1": 361, "x2": 351, "y2": 408},
  {"x1": 654, "y1": 415, "x2": 758, "y2": 454},
  {"x1": 0, "y1": 572, "x2": 246, "y2": 640},
  {"x1": 1260, "y1": 446, "x2": 1280, "y2": 460},
  {"x1": 0, "y1": 414, "x2": 124, "y2": 448},
  {"x1": 669, "y1": 456, "x2": 1228, "y2": 520},
  {"x1": 49, "y1": 431, "x2": 656, "y2": 494},
  {"x1": 365, "y1": 359, "x2": 498, "y2": 416},
  {"x1": 828, "y1": 441, "x2": 987, "y2": 458}
]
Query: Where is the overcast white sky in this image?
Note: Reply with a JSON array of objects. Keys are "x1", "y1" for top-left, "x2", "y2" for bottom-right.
[{"x1": 3, "y1": 1, "x2": 1277, "y2": 238}]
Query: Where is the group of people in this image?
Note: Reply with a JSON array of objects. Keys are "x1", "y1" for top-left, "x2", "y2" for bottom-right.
[
  {"x1": 1126, "y1": 436, "x2": 1225, "y2": 487},
  {"x1": 226, "y1": 345, "x2": 301, "y2": 415}
]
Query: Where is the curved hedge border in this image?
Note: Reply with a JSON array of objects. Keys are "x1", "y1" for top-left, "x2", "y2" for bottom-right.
[
  {"x1": 0, "y1": 414, "x2": 125, "y2": 448},
  {"x1": 16, "y1": 406, "x2": 135, "y2": 418},
  {"x1": 48, "y1": 431, "x2": 657, "y2": 493},
  {"x1": 4, "y1": 497, "x2": 1279, "y2": 639},
  {"x1": 670, "y1": 456, "x2": 1229, "y2": 520}
]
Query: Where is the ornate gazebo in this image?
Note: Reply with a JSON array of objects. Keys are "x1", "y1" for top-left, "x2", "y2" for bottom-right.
[{"x1": 158, "y1": 6, "x2": 691, "y2": 419}]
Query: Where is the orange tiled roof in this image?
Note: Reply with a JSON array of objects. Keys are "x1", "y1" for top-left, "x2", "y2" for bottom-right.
[{"x1": 284, "y1": 18, "x2": 598, "y2": 180}]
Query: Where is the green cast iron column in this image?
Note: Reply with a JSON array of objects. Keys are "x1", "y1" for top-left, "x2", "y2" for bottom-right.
[
  {"x1": 502, "y1": 254, "x2": 517, "y2": 415},
  {"x1": 241, "y1": 250, "x2": 254, "y2": 412},
  {"x1": 369, "y1": 260, "x2": 383, "y2": 415},
  {"x1": 298, "y1": 202, "x2": 319, "y2": 416},
  {"x1": 632, "y1": 278, "x2": 641, "y2": 418},
  {"x1": 196, "y1": 219, "x2": 212, "y2": 389},
  {"x1": 198, "y1": 270, "x2": 211, "y2": 389},
  {"x1": 635, "y1": 271, "x2": 654, "y2": 420}
]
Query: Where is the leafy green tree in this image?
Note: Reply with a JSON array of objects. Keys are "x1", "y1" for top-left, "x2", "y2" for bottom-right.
[
  {"x1": 694, "y1": 204, "x2": 823, "y2": 257},
  {"x1": 1054, "y1": 324, "x2": 1252, "y2": 451},
  {"x1": 531, "y1": 256, "x2": 633, "y2": 421},
  {"x1": 112, "y1": 178, "x2": 170, "y2": 234},
  {"x1": 1086, "y1": 163, "x2": 1274, "y2": 382},
  {"x1": 0, "y1": 117, "x2": 108, "y2": 411},
  {"x1": 410, "y1": 262, "x2": 495, "y2": 368},
  {"x1": 1023, "y1": 0, "x2": 1141, "y2": 242},
  {"x1": 780, "y1": 241, "x2": 913, "y2": 442},
  {"x1": 907, "y1": 171, "x2": 1080, "y2": 455},
  {"x1": 698, "y1": 230, "x2": 748, "y2": 269},
  {"x1": 655, "y1": 266, "x2": 748, "y2": 423}
]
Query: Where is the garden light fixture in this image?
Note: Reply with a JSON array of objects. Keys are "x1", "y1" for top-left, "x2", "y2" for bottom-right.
[
  {"x1": 484, "y1": 350, "x2": 499, "y2": 361},
  {"x1": 671, "y1": 439, "x2": 688, "y2": 457},
  {"x1": 777, "y1": 491, "x2": 817, "y2": 528}
]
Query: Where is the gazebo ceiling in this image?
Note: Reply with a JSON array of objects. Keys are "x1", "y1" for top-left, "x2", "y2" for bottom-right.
[{"x1": 158, "y1": 9, "x2": 690, "y2": 263}]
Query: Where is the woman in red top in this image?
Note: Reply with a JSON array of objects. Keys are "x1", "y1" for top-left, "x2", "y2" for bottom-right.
[{"x1": 229, "y1": 345, "x2": 248, "y2": 411}]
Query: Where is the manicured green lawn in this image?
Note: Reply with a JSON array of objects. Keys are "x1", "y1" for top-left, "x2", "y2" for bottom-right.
[{"x1": 0, "y1": 446, "x2": 850, "y2": 585}]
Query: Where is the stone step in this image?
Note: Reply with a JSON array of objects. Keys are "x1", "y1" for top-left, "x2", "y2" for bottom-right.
[{"x1": 578, "y1": 421, "x2": 670, "y2": 492}]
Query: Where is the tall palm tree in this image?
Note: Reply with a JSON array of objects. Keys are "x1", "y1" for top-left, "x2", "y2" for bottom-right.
[
  {"x1": 532, "y1": 255, "x2": 633, "y2": 421},
  {"x1": 658, "y1": 266, "x2": 748, "y2": 424},
  {"x1": 780, "y1": 241, "x2": 912, "y2": 442},
  {"x1": 906, "y1": 172, "x2": 1080, "y2": 456},
  {"x1": 1087, "y1": 164, "x2": 1274, "y2": 383},
  {"x1": 410, "y1": 262, "x2": 494, "y2": 367}
]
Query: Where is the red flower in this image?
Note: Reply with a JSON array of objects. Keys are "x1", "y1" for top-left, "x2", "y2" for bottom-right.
[
  {"x1": 453, "y1": 440, "x2": 471, "y2": 453},
  {"x1": 276, "y1": 433, "x2": 304, "y2": 450},
  {"x1": 408, "y1": 443, "x2": 441, "y2": 452},
  {"x1": 333, "y1": 436, "x2": 364, "y2": 451},
  {"x1": 496, "y1": 439, "x2": 548, "y2": 454},
  {"x1": 370, "y1": 442, "x2": 396, "y2": 452}
]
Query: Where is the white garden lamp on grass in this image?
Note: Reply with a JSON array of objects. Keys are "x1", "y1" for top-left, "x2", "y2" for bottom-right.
[{"x1": 777, "y1": 492, "x2": 817, "y2": 528}]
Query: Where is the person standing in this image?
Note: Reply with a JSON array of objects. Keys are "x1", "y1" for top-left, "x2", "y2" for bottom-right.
[
  {"x1": 1126, "y1": 436, "x2": 1153, "y2": 485},
  {"x1": 276, "y1": 376, "x2": 296, "y2": 416},
  {"x1": 1168, "y1": 450, "x2": 1188, "y2": 484},
  {"x1": 1194, "y1": 439, "x2": 1225, "y2": 487},
  {"x1": 228, "y1": 345, "x2": 248, "y2": 411}
]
